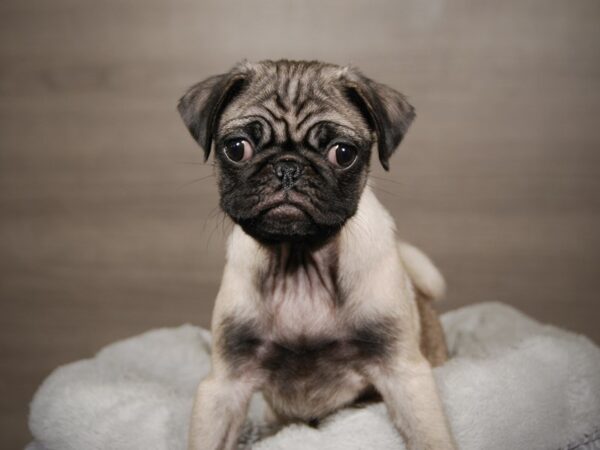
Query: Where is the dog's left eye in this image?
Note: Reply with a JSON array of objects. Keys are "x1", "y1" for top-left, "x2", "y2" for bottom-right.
[
  {"x1": 327, "y1": 144, "x2": 357, "y2": 168},
  {"x1": 224, "y1": 139, "x2": 253, "y2": 163}
]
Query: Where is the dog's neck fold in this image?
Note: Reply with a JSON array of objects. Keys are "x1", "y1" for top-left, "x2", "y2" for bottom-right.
[{"x1": 225, "y1": 185, "x2": 397, "y2": 289}]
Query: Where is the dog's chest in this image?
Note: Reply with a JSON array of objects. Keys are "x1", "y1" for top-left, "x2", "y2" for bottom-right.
[
  {"x1": 260, "y1": 246, "x2": 339, "y2": 340},
  {"x1": 220, "y1": 244, "x2": 398, "y2": 419},
  {"x1": 252, "y1": 247, "x2": 372, "y2": 419}
]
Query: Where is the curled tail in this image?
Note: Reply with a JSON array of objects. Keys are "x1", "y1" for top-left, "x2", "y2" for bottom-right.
[{"x1": 398, "y1": 242, "x2": 446, "y2": 301}]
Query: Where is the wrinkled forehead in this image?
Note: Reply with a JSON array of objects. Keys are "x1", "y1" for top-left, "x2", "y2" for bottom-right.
[{"x1": 218, "y1": 71, "x2": 371, "y2": 143}]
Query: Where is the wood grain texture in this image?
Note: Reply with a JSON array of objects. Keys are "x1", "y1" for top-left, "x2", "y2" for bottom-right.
[{"x1": 1, "y1": 0, "x2": 599, "y2": 447}]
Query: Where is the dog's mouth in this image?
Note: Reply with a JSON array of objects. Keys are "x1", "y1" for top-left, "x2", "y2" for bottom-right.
[
  {"x1": 262, "y1": 203, "x2": 308, "y2": 222},
  {"x1": 230, "y1": 190, "x2": 341, "y2": 245},
  {"x1": 255, "y1": 190, "x2": 313, "y2": 220}
]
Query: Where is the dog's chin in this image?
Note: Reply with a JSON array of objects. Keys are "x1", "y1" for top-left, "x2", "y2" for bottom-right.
[{"x1": 233, "y1": 204, "x2": 344, "y2": 246}]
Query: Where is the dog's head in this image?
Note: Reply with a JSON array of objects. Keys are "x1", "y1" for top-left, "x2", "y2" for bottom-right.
[{"x1": 178, "y1": 60, "x2": 414, "y2": 245}]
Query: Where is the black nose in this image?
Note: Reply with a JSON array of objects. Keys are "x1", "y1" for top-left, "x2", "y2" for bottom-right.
[{"x1": 274, "y1": 160, "x2": 302, "y2": 189}]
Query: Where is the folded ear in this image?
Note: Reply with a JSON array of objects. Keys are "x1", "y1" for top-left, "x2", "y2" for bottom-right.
[
  {"x1": 177, "y1": 71, "x2": 247, "y2": 161},
  {"x1": 342, "y1": 70, "x2": 415, "y2": 170}
]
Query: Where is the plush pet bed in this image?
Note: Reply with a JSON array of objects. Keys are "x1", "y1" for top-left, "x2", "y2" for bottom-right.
[{"x1": 28, "y1": 302, "x2": 600, "y2": 450}]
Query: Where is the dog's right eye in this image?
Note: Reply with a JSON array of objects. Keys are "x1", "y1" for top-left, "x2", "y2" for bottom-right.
[
  {"x1": 327, "y1": 143, "x2": 358, "y2": 168},
  {"x1": 224, "y1": 139, "x2": 253, "y2": 163}
]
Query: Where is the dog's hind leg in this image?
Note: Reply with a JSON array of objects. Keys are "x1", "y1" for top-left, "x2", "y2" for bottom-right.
[
  {"x1": 416, "y1": 295, "x2": 449, "y2": 366},
  {"x1": 398, "y1": 242, "x2": 449, "y2": 366}
]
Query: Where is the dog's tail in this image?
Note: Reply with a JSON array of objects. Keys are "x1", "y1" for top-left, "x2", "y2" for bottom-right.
[{"x1": 398, "y1": 242, "x2": 446, "y2": 301}]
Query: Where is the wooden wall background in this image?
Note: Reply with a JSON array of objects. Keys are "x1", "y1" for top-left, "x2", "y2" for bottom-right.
[{"x1": 1, "y1": 0, "x2": 599, "y2": 447}]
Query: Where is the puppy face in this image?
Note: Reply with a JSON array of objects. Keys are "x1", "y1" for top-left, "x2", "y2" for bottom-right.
[{"x1": 178, "y1": 60, "x2": 415, "y2": 244}]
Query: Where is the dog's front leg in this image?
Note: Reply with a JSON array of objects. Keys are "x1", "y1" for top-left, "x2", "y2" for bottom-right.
[
  {"x1": 368, "y1": 354, "x2": 456, "y2": 450},
  {"x1": 188, "y1": 371, "x2": 257, "y2": 450}
]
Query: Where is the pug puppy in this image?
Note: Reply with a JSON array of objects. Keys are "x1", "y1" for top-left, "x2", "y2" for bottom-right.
[{"x1": 178, "y1": 60, "x2": 456, "y2": 450}]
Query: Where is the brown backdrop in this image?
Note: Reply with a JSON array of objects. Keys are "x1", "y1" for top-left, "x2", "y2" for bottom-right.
[{"x1": 1, "y1": 0, "x2": 599, "y2": 447}]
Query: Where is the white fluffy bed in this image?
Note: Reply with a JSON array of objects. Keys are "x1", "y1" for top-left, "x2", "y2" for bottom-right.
[{"x1": 28, "y1": 302, "x2": 600, "y2": 450}]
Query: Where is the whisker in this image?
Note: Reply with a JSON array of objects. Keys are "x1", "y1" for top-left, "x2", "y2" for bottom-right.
[
  {"x1": 176, "y1": 174, "x2": 216, "y2": 190},
  {"x1": 205, "y1": 211, "x2": 225, "y2": 250},
  {"x1": 219, "y1": 211, "x2": 228, "y2": 236},
  {"x1": 176, "y1": 160, "x2": 207, "y2": 165},
  {"x1": 369, "y1": 175, "x2": 407, "y2": 187},
  {"x1": 201, "y1": 206, "x2": 221, "y2": 234},
  {"x1": 367, "y1": 182, "x2": 402, "y2": 199}
]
